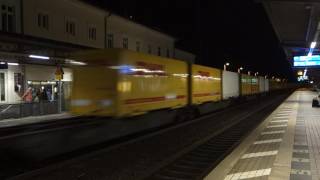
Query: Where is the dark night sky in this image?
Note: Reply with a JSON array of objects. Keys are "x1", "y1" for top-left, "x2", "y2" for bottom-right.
[{"x1": 86, "y1": 0, "x2": 295, "y2": 81}]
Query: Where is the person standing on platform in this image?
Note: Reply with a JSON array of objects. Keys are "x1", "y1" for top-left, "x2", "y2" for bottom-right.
[
  {"x1": 34, "y1": 88, "x2": 41, "y2": 102},
  {"x1": 22, "y1": 87, "x2": 33, "y2": 103},
  {"x1": 41, "y1": 88, "x2": 48, "y2": 102},
  {"x1": 46, "y1": 88, "x2": 52, "y2": 101}
]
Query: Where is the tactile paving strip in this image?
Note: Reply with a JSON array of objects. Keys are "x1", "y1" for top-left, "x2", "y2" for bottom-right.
[
  {"x1": 223, "y1": 106, "x2": 293, "y2": 180},
  {"x1": 290, "y1": 115, "x2": 312, "y2": 180}
]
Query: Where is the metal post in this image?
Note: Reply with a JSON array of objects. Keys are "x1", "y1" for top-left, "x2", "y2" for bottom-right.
[
  {"x1": 187, "y1": 60, "x2": 192, "y2": 106},
  {"x1": 58, "y1": 80, "x2": 62, "y2": 113}
]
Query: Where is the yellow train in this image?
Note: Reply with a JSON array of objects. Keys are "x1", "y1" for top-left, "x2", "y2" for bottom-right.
[
  {"x1": 240, "y1": 74, "x2": 260, "y2": 95},
  {"x1": 70, "y1": 49, "x2": 286, "y2": 118}
]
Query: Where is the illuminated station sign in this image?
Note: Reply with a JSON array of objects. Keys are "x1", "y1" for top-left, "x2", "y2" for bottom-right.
[{"x1": 293, "y1": 55, "x2": 320, "y2": 67}]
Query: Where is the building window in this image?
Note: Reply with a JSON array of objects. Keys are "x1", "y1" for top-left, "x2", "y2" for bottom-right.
[
  {"x1": 166, "y1": 49, "x2": 170, "y2": 58},
  {"x1": 123, "y1": 38, "x2": 128, "y2": 49},
  {"x1": 136, "y1": 41, "x2": 140, "y2": 52},
  {"x1": 1, "y1": 5, "x2": 15, "y2": 32},
  {"x1": 14, "y1": 73, "x2": 23, "y2": 93},
  {"x1": 88, "y1": 26, "x2": 96, "y2": 40},
  {"x1": 65, "y1": 19, "x2": 76, "y2": 36},
  {"x1": 38, "y1": 13, "x2": 49, "y2": 30},
  {"x1": 148, "y1": 45, "x2": 152, "y2": 54},
  {"x1": 107, "y1": 34, "x2": 114, "y2": 48},
  {"x1": 0, "y1": 72, "x2": 5, "y2": 101},
  {"x1": 158, "y1": 47, "x2": 161, "y2": 56}
]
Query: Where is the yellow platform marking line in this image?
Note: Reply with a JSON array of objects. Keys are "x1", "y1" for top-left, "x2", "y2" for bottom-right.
[
  {"x1": 261, "y1": 130, "x2": 286, "y2": 135},
  {"x1": 253, "y1": 139, "x2": 282, "y2": 145},
  {"x1": 270, "y1": 120, "x2": 288, "y2": 123},
  {"x1": 272, "y1": 116, "x2": 289, "y2": 119},
  {"x1": 267, "y1": 124, "x2": 288, "y2": 128},
  {"x1": 241, "y1": 150, "x2": 278, "y2": 159},
  {"x1": 274, "y1": 115, "x2": 290, "y2": 118},
  {"x1": 276, "y1": 113, "x2": 291, "y2": 115},
  {"x1": 224, "y1": 168, "x2": 272, "y2": 180}
]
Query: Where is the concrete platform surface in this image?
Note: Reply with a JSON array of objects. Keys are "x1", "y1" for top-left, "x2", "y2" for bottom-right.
[
  {"x1": 205, "y1": 90, "x2": 320, "y2": 180},
  {"x1": 0, "y1": 112, "x2": 74, "y2": 128}
]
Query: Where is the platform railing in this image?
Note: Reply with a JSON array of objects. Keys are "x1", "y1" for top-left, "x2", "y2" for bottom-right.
[{"x1": 0, "y1": 101, "x2": 62, "y2": 120}]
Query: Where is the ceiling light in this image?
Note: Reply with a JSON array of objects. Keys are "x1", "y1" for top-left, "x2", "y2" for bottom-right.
[{"x1": 29, "y1": 55, "x2": 50, "y2": 60}]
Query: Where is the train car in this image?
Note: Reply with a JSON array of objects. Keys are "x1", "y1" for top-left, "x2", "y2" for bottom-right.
[
  {"x1": 251, "y1": 76, "x2": 260, "y2": 94},
  {"x1": 259, "y1": 76, "x2": 265, "y2": 93},
  {"x1": 70, "y1": 48, "x2": 288, "y2": 119},
  {"x1": 241, "y1": 74, "x2": 260, "y2": 96},
  {"x1": 240, "y1": 74, "x2": 252, "y2": 96},
  {"x1": 269, "y1": 79, "x2": 282, "y2": 91},
  {"x1": 192, "y1": 65, "x2": 221, "y2": 104},
  {"x1": 265, "y1": 78, "x2": 270, "y2": 92},
  {"x1": 258, "y1": 76, "x2": 270, "y2": 93},
  {"x1": 222, "y1": 70, "x2": 240, "y2": 99},
  {"x1": 71, "y1": 49, "x2": 188, "y2": 117}
]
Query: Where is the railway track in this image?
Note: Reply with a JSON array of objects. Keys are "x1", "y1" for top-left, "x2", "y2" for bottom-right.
[
  {"x1": 4, "y1": 90, "x2": 292, "y2": 180},
  {"x1": 0, "y1": 116, "x2": 104, "y2": 137},
  {"x1": 147, "y1": 93, "x2": 284, "y2": 180}
]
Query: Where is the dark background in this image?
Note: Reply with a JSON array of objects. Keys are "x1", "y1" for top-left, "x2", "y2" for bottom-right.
[{"x1": 85, "y1": 0, "x2": 295, "y2": 81}]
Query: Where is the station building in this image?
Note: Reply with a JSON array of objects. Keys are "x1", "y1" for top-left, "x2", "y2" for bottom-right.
[{"x1": 0, "y1": 0, "x2": 195, "y2": 115}]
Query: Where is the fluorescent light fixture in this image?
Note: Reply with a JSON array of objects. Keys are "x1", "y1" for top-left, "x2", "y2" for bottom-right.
[
  {"x1": 311, "y1": 42, "x2": 317, "y2": 48},
  {"x1": 65, "y1": 59, "x2": 87, "y2": 65},
  {"x1": 0, "y1": 62, "x2": 6, "y2": 64},
  {"x1": 29, "y1": 55, "x2": 50, "y2": 60},
  {"x1": 69, "y1": 60, "x2": 87, "y2": 65},
  {"x1": 8, "y1": 62, "x2": 19, "y2": 66}
]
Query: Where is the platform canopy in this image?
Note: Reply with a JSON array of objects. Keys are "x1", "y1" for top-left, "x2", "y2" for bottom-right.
[
  {"x1": 259, "y1": 0, "x2": 320, "y2": 59},
  {"x1": 258, "y1": 0, "x2": 320, "y2": 82}
]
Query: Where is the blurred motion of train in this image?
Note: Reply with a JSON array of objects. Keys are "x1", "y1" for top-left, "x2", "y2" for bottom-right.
[{"x1": 70, "y1": 49, "x2": 288, "y2": 119}]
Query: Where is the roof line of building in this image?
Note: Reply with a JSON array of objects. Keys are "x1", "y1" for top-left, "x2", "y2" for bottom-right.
[
  {"x1": 0, "y1": 31, "x2": 93, "y2": 52},
  {"x1": 76, "y1": 0, "x2": 177, "y2": 41}
]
